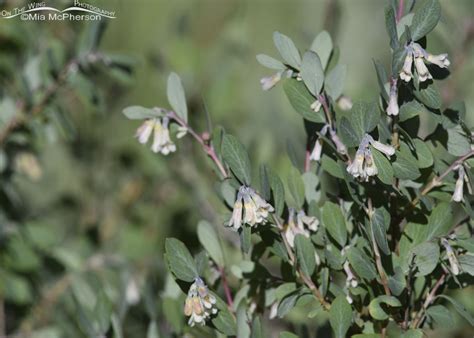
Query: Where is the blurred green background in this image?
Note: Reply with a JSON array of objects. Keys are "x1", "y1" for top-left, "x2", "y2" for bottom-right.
[{"x1": 1, "y1": 0, "x2": 473, "y2": 336}]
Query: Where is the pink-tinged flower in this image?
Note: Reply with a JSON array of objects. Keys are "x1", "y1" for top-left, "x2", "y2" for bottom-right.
[
  {"x1": 441, "y1": 238, "x2": 460, "y2": 275},
  {"x1": 386, "y1": 85, "x2": 399, "y2": 116},
  {"x1": 400, "y1": 53, "x2": 413, "y2": 82},
  {"x1": 260, "y1": 72, "x2": 282, "y2": 91},
  {"x1": 399, "y1": 43, "x2": 450, "y2": 83},
  {"x1": 452, "y1": 166, "x2": 466, "y2": 202},
  {"x1": 309, "y1": 138, "x2": 323, "y2": 162},
  {"x1": 310, "y1": 99, "x2": 322, "y2": 112},
  {"x1": 284, "y1": 209, "x2": 318, "y2": 248},
  {"x1": 184, "y1": 278, "x2": 218, "y2": 327},
  {"x1": 426, "y1": 53, "x2": 450, "y2": 68}
]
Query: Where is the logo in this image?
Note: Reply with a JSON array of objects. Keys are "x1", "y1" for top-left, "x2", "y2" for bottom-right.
[{"x1": 1, "y1": 1, "x2": 116, "y2": 21}]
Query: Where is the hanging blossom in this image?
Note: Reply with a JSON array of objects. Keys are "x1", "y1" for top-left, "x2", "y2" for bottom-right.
[
  {"x1": 228, "y1": 186, "x2": 274, "y2": 230},
  {"x1": 343, "y1": 260, "x2": 358, "y2": 304},
  {"x1": 386, "y1": 82, "x2": 399, "y2": 116},
  {"x1": 309, "y1": 125, "x2": 329, "y2": 162},
  {"x1": 346, "y1": 134, "x2": 395, "y2": 181},
  {"x1": 260, "y1": 72, "x2": 282, "y2": 91},
  {"x1": 284, "y1": 208, "x2": 319, "y2": 247},
  {"x1": 399, "y1": 42, "x2": 450, "y2": 83},
  {"x1": 441, "y1": 238, "x2": 460, "y2": 275},
  {"x1": 184, "y1": 277, "x2": 218, "y2": 327},
  {"x1": 309, "y1": 126, "x2": 347, "y2": 162},
  {"x1": 452, "y1": 165, "x2": 472, "y2": 202},
  {"x1": 135, "y1": 117, "x2": 178, "y2": 155}
]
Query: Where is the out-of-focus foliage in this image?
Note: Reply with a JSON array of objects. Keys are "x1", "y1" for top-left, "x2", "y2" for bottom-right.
[{"x1": 1, "y1": 0, "x2": 473, "y2": 337}]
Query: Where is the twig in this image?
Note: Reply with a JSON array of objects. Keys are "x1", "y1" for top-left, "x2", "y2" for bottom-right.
[
  {"x1": 218, "y1": 266, "x2": 234, "y2": 308},
  {"x1": 0, "y1": 53, "x2": 102, "y2": 145},
  {"x1": 399, "y1": 149, "x2": 474, "y2": 229},
  {"x1": 271, "y1": 214, "x2": 330, "y2": 310},
  {"x1": 167, "y1": 111, "x2": 228, "y2": 179},
  {"x1": 411, "y1": 272, "x2": 447, "y2": 329},
  {"x1": 367, "y1": 199, "x2": 391, "y2": 296},
  {"x1": 396, "y1": 0, "x2": 405, "y2": 23}
]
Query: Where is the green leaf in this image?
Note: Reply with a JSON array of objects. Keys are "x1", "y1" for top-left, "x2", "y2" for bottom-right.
[
  {"x1": 321, "y1": 155, "x2": 344, "y2": 179},
  {"x1": 373, "y1": 60, "x2": 389, "y2": 101},
  {"x1": 410, "y1": 0, "x2": 441, "y2": 41},
  {"x1": 273, "y1": 31, "x2": 301, "y2": 69},
  {"x1": 347, "y1": 247, "x2": 377, "y2": 281},
  {"x1": 413, "y1": 139, "x2": 433, "y2": 168},
  {"x1": 167, "y1": 72, "x2": 188, "y2": 122},
  {"x1": 414, "y1": 84, "x2": 441, "y2": 109},
  {"x1": 122, "y1": 106, "x2": 161, "y2": 120},
  {"x1": 388, "y1": 267, "x2": 406, "y2": 296},
  {"x1": 165, "y1": 238, "x2": 198, "y2": 282},
  {"x1": 212, "y1": 302, "x2": 237, "y2": 336},
  {"x1": 371, "y1": 148, "x2": 394, "y2": 185},
  {"x1": 371, "y1": 207, "x2": 391, "y2": 255},
  {"x1": 269, "y1": 170, "x2": 285, "y2": 217},
  {"x1": 279, "y1": 332, "x2": 299, "y2": 338},
  {"x1": 458, "y1": 254, "x2": 474, "y2": 276},
  {"x1": 295, "y1": 234, "x2": 316, "y2": 277},
  {"x1": 393, "y1": 144, "x2": 420, "y2": 180},
  {"x1": 277, "y1": 290, "x2": 300, "y2": 318},
  {"x1": 222, "y1": 134, "x2": 252, "y2": 185},
  {"x1": 426, "y1": 305, "x2": 455, "y2": 328},
  {"x1": 237, "y1": 303, "x2": 251, "y2": 338},
  {"x1": 251, "y1": 317, "x2": 263, "y2": 338},
  {"x1": 197, "y1": 221, "x2": 225, "y2": 267},
  {"x1": 385, "y1": 5, "x2": 399, "y2": 49},
  {"x1": 240, "y1": 224, "x2": 252, "y2": 254},
  {"x1": 410, "y1": 242, "x2": 440, "y2": 276},
  {"x1": 283, "y1": 79, "x2": 325, "y2": 123},
  {"x1": 329, "y1": 295, "x2": 352, "y2": 338},
  {"x1": 424, "y1": 203, "x2": 452, "y2": 241},
  {"x1": 302, "y1": 172, "x2": 320, "y2": 202},
  {"x1": 350, "y1": 101, "x2": 380, "y2": 143},
  {"x1": 325, "y1": 64, "x2": 346, "y2": 100},
  {"x1": 447, "y1": 127, "x2": 471, "y2": 156},
  {"x1": 322, "y1": 201, "x2": 347, "y2": 247},
  {"x1": 369, "y1": 295, "x2": 402, "y2": 320},
  {"x1": 256, "y1": 54, "x2": 286, "y2": 70},
  {"x1": 287, "y1": 166, "x2": 305, "y2": 208},
  {"x1": 339, "y1": 117, "x2": 360, "y2": 147},
  {"x1": 392, "y1": 47, "x2": 408, "y2": 76},
  {"x1": 301, "y1": 51, "x2": 324, "y2": 96},
  {"x1": 399, "y1": 100, "x2": 429, "y2": 122},
  {"x1": 437, "y1": 295, "x2": 474, "y2": 326},
  {"x1": 401, "y1": 329, "x2": 423, "y2": 338},
  {"x1": 310, "y1": 30, "x2": 333, "y2": 69}
]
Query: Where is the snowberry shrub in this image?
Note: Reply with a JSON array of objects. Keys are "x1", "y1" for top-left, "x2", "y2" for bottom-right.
[{"x1": 124, "y1": 0, "x2": 474, "y2": 336}]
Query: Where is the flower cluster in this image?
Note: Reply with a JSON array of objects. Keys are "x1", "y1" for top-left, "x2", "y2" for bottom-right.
[
  {"x1": 400, "y1": 42, "x2": 450, "y2": 83},
  {"x1": 347, "y1": 134, "x2": 395, "y2": 181},
  {"x1": 228, "y1": 186, "x2": 274, "y2": 230},
  {"x1": 452, "y1": 165, "x2": 472, "y2": 202},
  {"x1": 284, "y1": 208, "x2": 319, "y2": 247},
  {"x1": 184, "y1": 277, "x2": 218, "y2": 326},
  {"x1": 136, "y1": 117, "x2": 186, "y2": 155}
]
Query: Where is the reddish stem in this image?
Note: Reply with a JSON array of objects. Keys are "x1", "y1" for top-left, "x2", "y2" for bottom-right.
[
  {"x1": 218, "y1": 266, "x2": 234, "y2": 308},
  {"x1": 396, "y1": 0, "x2": 405, "y2": 22}
]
